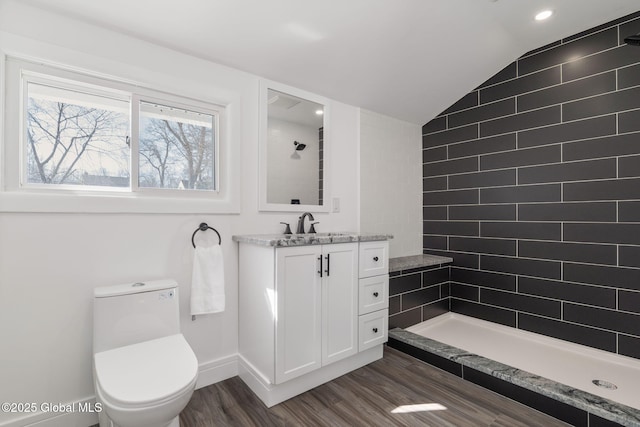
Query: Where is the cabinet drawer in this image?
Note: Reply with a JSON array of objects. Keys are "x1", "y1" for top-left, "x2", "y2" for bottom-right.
[
  {"x1": 358, "y1": 275, "x2": 388, "y2": 315},
  {"x1": 359, "y1": 241, "x2": 389, "y2": 278},
  {"x1": 358, "y1": 309, "x2": 388, "y2": 352}
]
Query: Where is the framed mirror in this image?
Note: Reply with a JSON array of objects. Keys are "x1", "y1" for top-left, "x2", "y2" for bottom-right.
[{"x1": 259, "y1": 80, "x2": 330, "y2": 212}]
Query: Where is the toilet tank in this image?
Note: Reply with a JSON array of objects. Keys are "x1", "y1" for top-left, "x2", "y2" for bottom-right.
[{"x1": 93, "y1": 279, "x2": 181, "y2": 353}]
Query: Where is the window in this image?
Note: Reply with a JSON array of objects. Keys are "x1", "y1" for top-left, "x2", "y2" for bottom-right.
[
  {"x1": 14, "y1": 61, "x2": 221, "y2": 196},
  {"x1": 2, "y1": 56, "x2": 241, "y2": 214},
  {"x1": 138, "y1": 101, "x2": 216, "y2": 191},
  {"x1": 26, "y1": 81, "x2": 130, "y2": 188}
]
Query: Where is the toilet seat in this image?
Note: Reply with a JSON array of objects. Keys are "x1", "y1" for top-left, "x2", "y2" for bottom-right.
[{"x1": 94, "y1": 334, "x2": 198, "y2": 408}]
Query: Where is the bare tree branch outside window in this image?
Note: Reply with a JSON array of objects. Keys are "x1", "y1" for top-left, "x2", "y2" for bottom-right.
[
  {"x1": 138, "y1": 102, "x2": 215, "y2": 190},
  {"x1": 24, "y1": 84, "x2": 216, "y2": 192},
  {"x1": 26, "y1": 83, "x2": 130, "y2": 187}
]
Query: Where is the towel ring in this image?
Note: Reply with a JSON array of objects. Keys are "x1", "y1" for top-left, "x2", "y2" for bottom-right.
[{"x1": 191, "y1": 222, "x2": 222, "y2": 248}]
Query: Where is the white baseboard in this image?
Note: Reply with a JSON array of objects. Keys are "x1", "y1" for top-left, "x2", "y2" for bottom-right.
[
  {"x1": 195, "y1": 354, "x2": 238, "y2": 389},
  {"x1": 0, "y1": 355, "x2": 238, "y2": 427}
]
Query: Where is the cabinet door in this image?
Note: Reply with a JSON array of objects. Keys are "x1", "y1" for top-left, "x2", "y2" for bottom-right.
[
  {"x1": 322, "y1": 243, "x2": 358, "y2": 366},
  {"x1": 275, "y1": 245, "x2": 322, "y2": 384}
]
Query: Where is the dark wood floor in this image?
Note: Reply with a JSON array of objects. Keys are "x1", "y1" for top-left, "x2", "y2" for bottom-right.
[{"x1": 180, "y1": 346, "x2": 568, "y2": 426}]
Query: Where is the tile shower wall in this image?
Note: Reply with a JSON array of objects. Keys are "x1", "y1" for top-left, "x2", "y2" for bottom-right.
[
  {"x1": 422, "y1": 11, "x2": 640, "y2": 360},
  {"x1": 388, "y1": 265, "x2": 450, "y2": 329}
]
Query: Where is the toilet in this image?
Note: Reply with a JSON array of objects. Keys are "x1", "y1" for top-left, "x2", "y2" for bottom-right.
[{"x1": 93, "y1": 279, "x2": 198, "y2": 427}]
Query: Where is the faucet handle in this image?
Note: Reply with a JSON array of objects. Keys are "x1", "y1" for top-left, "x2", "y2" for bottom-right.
[
  {"x1": 280, "y1": 222, "x2": 292, "y2": 235},
  {"x1": 309, "y1": 222, "x2": 319, "y2": 234}
]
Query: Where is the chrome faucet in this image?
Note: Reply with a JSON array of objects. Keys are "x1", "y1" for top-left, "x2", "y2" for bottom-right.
[{"x1": 296, "y1": 212, "x2": 315, "y2": 234}]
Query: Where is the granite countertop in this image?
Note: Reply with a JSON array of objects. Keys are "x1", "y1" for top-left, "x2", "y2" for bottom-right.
[
  {"x1": 232, "y1": 232, "x2": 393, "y2": 247},
  {"x1": 389, "y1": 254, "x2": 453, "y2": 273},
  {"x1": 388, "y1": 328, "x2": 640, "y2": 427}
]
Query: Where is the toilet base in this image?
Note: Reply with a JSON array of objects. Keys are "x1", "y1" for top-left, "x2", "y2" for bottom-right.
[{"x1": 94, "y1": 370, "x2": 195, "y2": 427}]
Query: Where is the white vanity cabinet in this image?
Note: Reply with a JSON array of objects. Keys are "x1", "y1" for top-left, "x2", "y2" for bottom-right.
[
  {"x1": 236, "y1": 235, "x2": 390, "y2": 407},
  {"x1": 275, "y1": 243, "x2": 358, "y2": 383},
  {"x1": 357, "y1": 241, "x2": 389, "y2": 351}
]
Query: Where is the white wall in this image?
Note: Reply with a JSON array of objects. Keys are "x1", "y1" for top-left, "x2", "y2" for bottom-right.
[
  {"x1": 0, "y1": 2, "x2": 360, "y2": 426},
  {"x1": 267, "y1": 118, "x2": 320, "y2": 205},
  {"x1": 360, "y1": 109, "x2": 422, "y2": 257}
]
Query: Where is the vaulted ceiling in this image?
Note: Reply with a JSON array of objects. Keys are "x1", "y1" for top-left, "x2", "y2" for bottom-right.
[{"x1": 16, "y1": 0, "x2": 640, "y2": 124}]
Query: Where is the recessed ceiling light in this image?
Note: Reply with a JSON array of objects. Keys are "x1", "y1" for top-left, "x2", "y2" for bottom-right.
[
  {"x1": 535, "y1": 10, "x2": 553, "y2": 21},
  {"x1": 315, "y1": 109, "x2": 323, "y2": 115}
]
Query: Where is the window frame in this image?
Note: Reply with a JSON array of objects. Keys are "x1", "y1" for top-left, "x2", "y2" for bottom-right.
[
  {"x1": 132, "y1": 94, "x2": 221, "y2": 196},
  {"x1": 2, "y1": 55, "x2": 238, "y2": 214},
  {"x1": 21, "y1": 72, "x2": 133, "y2": 193}
]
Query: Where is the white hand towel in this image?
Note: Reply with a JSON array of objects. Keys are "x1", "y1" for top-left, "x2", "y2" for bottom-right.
[{"x1": 190, "y1": 244, "x2": 225, "y2": 315}]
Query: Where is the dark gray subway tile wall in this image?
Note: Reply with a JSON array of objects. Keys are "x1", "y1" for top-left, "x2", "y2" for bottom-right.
[
  {"x1": 517, "y1": 115, "x2": 616, "y2": 148},
  {"x1": 421, "y1": 11, "x2": 640, "y2": 360},
  {"x1": 518, "y1": 27, "x2": 618, "y2": 75},
  {"x1": 618, "y1": 63, "x2": 640, "y2": 90},
  {"x1": 389, "y1": 265, "x2": 450, "y2": 329}
]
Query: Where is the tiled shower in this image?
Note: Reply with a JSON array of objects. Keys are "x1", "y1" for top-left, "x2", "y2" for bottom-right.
[{"x1": 411, "y1": 11, "x2": 640, "y2": 361}]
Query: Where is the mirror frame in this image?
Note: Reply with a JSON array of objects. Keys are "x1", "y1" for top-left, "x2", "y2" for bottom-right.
[{"x1": 258, "y1": 79, "x2": 331, "y2": 212}]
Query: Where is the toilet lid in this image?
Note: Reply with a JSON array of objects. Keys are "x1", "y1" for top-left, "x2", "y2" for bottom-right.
[{"x1": 94, "y1": 334, "x2": 198, "y2": 407}]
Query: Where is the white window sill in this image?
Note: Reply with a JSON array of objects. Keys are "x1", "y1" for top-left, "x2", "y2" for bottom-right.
[{"x1": 0, "y1": 191, "x2": 240, "y2": 214}]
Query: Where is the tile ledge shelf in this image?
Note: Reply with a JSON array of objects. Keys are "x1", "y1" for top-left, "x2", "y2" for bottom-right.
[
  {"x1": 389, "y1": 254, "x2": 453, "y2": 273},
  {"x1": 388, "y1": 328, "x2": 640, "y2": 427}
]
